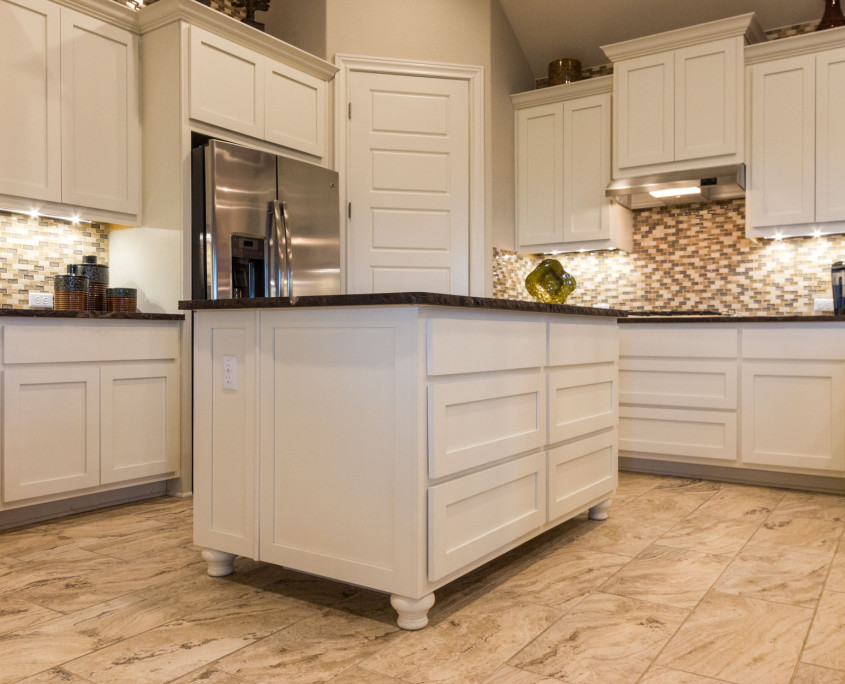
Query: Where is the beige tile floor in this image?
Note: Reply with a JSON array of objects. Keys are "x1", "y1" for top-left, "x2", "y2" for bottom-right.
[{"x1": 2, "y1": 472, "x2": 845, "y2": 683}]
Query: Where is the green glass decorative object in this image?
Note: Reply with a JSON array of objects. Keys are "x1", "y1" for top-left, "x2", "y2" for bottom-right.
[{"x1": 525, "y1": 258, "x2": 576, "y2": 304}]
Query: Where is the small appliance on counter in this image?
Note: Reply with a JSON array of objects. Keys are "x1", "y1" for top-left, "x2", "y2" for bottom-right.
[
  {"x1": 832, "y1": 262, "x2": 845, "y2": 314},
  {"x1": 191, "y1": 138, "x2": 341, "y2": 300}
]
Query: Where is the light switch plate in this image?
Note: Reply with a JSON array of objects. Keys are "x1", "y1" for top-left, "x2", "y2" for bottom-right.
[{"x1": 222, "y1": 355, "x2": 238, "y2": 390}]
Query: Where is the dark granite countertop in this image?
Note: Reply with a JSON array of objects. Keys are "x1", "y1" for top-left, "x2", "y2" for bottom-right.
[
  {"x1": 619, "y1": 314, "x2": 845, "y2": 323},
  {"x1": 0, "y1": 309, "x2": 184, "y2": 321},
  {"x1": 178, "y1": 292, "x2": 626, "y2": 317}
]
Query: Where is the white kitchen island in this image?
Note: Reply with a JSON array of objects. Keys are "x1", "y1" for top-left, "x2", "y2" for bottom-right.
[{"x1": 183, "y1": 293, "x2": 621, "y2": 629}]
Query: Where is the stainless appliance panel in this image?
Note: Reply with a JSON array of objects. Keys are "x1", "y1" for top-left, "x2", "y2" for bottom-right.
[
  {"x1": 277, "y1": 156, "x2": 340, "y2": 296},
  {"x1": 207, "y1": 140, "x2": 277, "y2": 298}
]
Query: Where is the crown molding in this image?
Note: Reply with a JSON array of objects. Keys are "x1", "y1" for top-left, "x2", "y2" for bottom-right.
[
  {"x1": 138, "y1": 0, "x2": 337, "y2": 80},
  {"x1": 602, "y1": 13, "x2": 765, "y2": 63},
  {"x1": 745, "y1": 25, "x2": 845, "y2": 65},
  {"x1": 511, "y1": 75, "x2": 612, "y2": 108},
  {"x1": 57, "y1": 0, "x2": 139, "y2": 31}
]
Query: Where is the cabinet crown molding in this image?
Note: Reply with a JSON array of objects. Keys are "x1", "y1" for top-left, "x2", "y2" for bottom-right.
[
  {"x1": 602, "y1": 12, "x2": 765, "y2": 62},
  {"x1": 511, "y1": 75, "x2": 611, "y2": 109},
  {"x1": 138, "y1": 0, "x2": 337, "y2": 81},
  {"x1": 54, "y1": 0, "x2": 139, "y2": 31},
  {"x1": 745, "y1": 25, "x2": 845, "y2": 64}
]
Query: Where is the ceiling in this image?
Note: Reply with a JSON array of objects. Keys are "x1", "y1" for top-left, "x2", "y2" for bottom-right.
[{"x1": 499, "y1": 0, "x2": 823, "y2": 77}]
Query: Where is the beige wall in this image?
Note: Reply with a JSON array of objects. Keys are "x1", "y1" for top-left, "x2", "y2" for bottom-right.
[{"x1": 261, "y1": 0, "x2": 327, "y2": 59}]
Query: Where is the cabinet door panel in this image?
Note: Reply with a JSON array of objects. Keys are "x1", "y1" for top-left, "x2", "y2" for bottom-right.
[
  {"x1": 0, "y1": 0, "x2": 60, "y2": 202},
  {"x1": 563, "y1": 93, "x2": 611, "y2": 243},
  {"x1": 60, "y1": 8, "x2": 139, "y2": 214},
  {"x1": 100, "y1": 362, "x2": 179, "y2": 484},
  {"x1": 615, "y1": 53, "x2": 674, "y2": 169},
  {"x1": 675, "y1": 38, "x2": 738, "y2": 161},
  {"x1": 428, "y1": 373, "x2": 545, "y2": 479},
  {"x1": 741, "y1": 361, "x2": 845, "y2": 471},
  {"x1": 3, "y1": 366, "x2": 100, "y2": 502},
  {"x1": 816, "y1": 47, "x2": 845, "y2": 223},
  {"x1": 189, "y1": 26, "x2": 264, "y2": 138},
  {"x1": 265, "y1": 59, "x2": 325, "y2": 157},
  {"x1": 515, "y1": 102, "x2": 563, "y2": 248},
  {"x1": 548, "y1": 430, "x2": 617, "y2": 522},
  {"x1": 749, "y1": 56, "x2": 815, "y2": 228},
  {"x1": 428, "y1": 452, "x2": 545, "y2": 581}
]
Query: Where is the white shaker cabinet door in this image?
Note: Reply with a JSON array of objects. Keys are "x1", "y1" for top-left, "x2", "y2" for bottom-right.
[
  {"x1": 816, "y1": 47, "x2": 845, "y2": 224},
  {"x1": 515, "y1": 101, "x2": 564, "y2": 249},
  {"x1": 614, "y1": 52, "x2": 674, "y2": 171},
  {"x1": 675, "y1": 38, "x2": 738, "y2": 162},
  {"x1": 100, "y1": 362, "x2": 179, "y2": 485},
  {"x1": 265, "y1": 59, "x2": 326, "y2": 158},
  {"x1": 189, "y1": 26, "x2": 265, "y2": 139},
  {"x1": 60, "y1": 7, "x2": 139, "y2": 214},
  {"x1": 3, "y1": 366, "x2": 100, "y2": 502},
  {"x1": 749, "y1": 55, "x2": 816, "y2": 229},
  {"x1": 0, "y1": 0, "x2": 61, "y2": 202}
]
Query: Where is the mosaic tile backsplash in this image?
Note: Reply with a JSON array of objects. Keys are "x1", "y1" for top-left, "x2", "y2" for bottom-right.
[
  {"x1": 0, "y1": 211, "x2": 108, "y2": 309},
  {"x1": 493, "y1": 199, "x2": 845, "y2": 315}
]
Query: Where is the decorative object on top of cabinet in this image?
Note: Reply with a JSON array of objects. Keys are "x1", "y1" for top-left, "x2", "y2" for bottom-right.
[
  {"x1": 817, "y1": 0, "x2": 845, "y2": 30},
  {"x1": 0, "y1": 0, "x2": 140, "y2": 225},
  {"x1": 602, "y1": 14, "x2": 764, "y2": 186},
  {"x1": 548, "y1": 58, "x2": 581, "y2": 85},
  {"x1": 745, "y1": 28, "x2": 845, "y2": 239},
  {"x1": 525, "y1": 258, "x2": 576, "y2": 304},
  {"x1": 512, "y1": 75, "x2": 633, "y2": 253},
  {"x1": 233, "y1": 0, "x2": 268, "y2": 31}
]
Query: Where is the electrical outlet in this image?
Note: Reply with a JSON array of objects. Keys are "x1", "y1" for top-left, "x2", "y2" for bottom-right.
[
  {"x1": 814, "y1": 298, "x2": 834, "y2": 312},
  {"x1": 222, "y1": 355, "x2": 238, "y2": 390},
  {"x1": 28, "y1": 292, "x2": 53, "y2": 308}
]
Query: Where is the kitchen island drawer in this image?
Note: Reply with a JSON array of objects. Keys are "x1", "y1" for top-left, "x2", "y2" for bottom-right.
[
  {"x1": 619, "y1": 358, "x2": 737, "y2": 409},
  {"x1": 428, "y1": 452, "x2": 546, "y2": 581},
  {"x1": 548, "y1": 364, "x2": 617, "y2": 444},
  {"x1": 426, "y1": 316, "x2": 545, "y2": 376},
  {"x1": 428, "y1": 372, "x2": 545, "y2": 479},
  {"x1": 548, "y1": 430, "x2": 617, "y2": 522}
]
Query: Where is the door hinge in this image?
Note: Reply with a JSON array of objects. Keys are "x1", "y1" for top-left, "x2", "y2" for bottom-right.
[
  {"x1": 347, "y1": 202, "x2": 352, "y2": 219},
  {"x1": 348, "y1": 103, "x2": 352, "y2": 119}
]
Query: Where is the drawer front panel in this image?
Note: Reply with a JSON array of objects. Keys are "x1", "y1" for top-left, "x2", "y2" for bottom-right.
[
  {"x1": 549, "y1": 319, "x2": 617, "y2": 366},
  {"x1": 619, "y1": 406, "x2": 737, "y2": 462},
  {"x1": 428, "y1": 452, "x2": 546, "y2": 581},
  {"x1": 548, "y1": 430, "x2": 617, "y2": 522},
  {"x1": 619, "y1": 358, "x2": 737, "y2": 409},
  {"x1": 620, "y1": 326, "x2": 738, "y2": 358},
  {"x1": 743, "y1": 327, "x2": 845, "y2": 361},
  {"x1": 3, "y1": 323, "x2": 179, "y2": 364},
  {"x1": 426, "y1": 317, "x2": 545, "y2": 376},
  {"x1": 428, "y1": 373, "x2": 545, "y2": 479},
  {"x1": 548, "y1": 364, "x2": 617, "y2": 444}
]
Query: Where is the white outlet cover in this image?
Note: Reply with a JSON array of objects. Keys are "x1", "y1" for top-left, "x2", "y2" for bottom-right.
[
  {"x1": 222, "y1": 355, "x2": 238, "y2": 390},
  {"x1": 814, "y1": 298, "x2": 834, "y2": 312},
  {"x1": 28, "y1": 292, "x2": 53, "y2": 308}
]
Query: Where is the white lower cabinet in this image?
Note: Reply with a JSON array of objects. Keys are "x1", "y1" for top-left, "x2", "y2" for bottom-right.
[
  {"x1": 0, "y1": 320, "x2": 181, "y2": 509},
  {"x1": 193, "y1": 306, "x2": 619, "y2": 630}
]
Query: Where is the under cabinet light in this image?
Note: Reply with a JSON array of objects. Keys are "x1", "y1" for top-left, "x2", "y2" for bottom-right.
[
  {"x1": 648, "y1": 186, "x2": 701, "y2": 199},
  {"x1": 0, "y1": 206, "x2": 92, "y2": 224}
]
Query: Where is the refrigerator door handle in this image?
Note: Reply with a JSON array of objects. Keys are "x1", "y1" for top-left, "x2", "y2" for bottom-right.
[
  {"x1": 268, "y1": 199, "x2": 289, "y2": 297},
  {"x1": 280, "y1": 200, "x2": 293, "y2": 297}
]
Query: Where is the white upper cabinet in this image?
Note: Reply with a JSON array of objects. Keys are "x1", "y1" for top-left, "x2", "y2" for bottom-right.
[
  {"x1": 188, "y1": 24, "x2": 328, "y2": 159},
  {"x1": 603, "y1": 13, "x2": 764, "y2": 178},
  {"x1": 0, "y1": 0, "x2": 139, "y2": 221},
  {"x1": 512, "y1": 76, "x2": 632, "y2": 254},
  {"x1": 746, "y1": 30, "x2": 845, "y2": 237}
]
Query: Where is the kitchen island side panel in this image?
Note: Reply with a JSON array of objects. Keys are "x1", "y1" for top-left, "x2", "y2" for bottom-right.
[{"x1": 258, "y1": 307, "x2": 424, "y2": 596}]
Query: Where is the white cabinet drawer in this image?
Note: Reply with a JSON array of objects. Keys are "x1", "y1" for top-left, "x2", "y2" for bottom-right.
[
  {"x1": 548, "y1": 364, "x2": 617, "y2": 445},
  {"x1": 428, "y1": 452, "x2": 546, "y2": 581},
  {"x1": 428, "y1": 372, "x2": 545, "y2": 479},
  {"x1": 619, "y1": 326, "x2": 738, "y2": 358},
  {"x1": 548, "y1": 430, "x2": 617, "y2": 522},
  {"x1": 549, "y1": 319, "x2": 617, "y2": 366},
  {"x1": 3, "y1": 322, "x2": 179, "y2": 364},
  {"x1": 619, "y1": 358, "x2": 737, "y2": 409},
  {"x1": 619, "y1": 406, "x2": 737, "y2": 462},
  {"x1": 426, "y1": 317, "x2": 545, "y2": 376},
  {"x1": 743, "y1": 327, "x2": 845, "y2": 361}
]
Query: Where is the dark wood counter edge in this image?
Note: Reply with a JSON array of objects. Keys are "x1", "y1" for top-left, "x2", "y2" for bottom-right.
[
  {"x1": 619, "y1": 315, "x2": 845, "y2": 323},
  {"x1": 0, "y1": 309, "x2": 184, "y2": 320},
  {"x1": 177, "y1": 292, "x2": 625, "y2": 317}
]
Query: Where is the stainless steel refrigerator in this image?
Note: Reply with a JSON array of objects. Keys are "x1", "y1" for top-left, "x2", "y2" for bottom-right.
[{"x1": 191, "y1": 139, "x2": 340, "y2": 299}]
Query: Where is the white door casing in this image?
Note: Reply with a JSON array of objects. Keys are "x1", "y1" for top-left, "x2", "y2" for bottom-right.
[{"x1": 336, "y1": 55, "x2": 484, "y2": 296}]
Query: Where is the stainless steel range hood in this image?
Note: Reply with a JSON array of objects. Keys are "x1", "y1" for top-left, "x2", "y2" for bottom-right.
[{"x1": 606, "y1": 163, "x2": 746, "y2": 209}]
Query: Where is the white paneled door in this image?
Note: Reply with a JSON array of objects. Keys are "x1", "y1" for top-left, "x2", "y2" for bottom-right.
[{"x1": 347, "y1": 70, "x2": 470, "y2": 295}]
